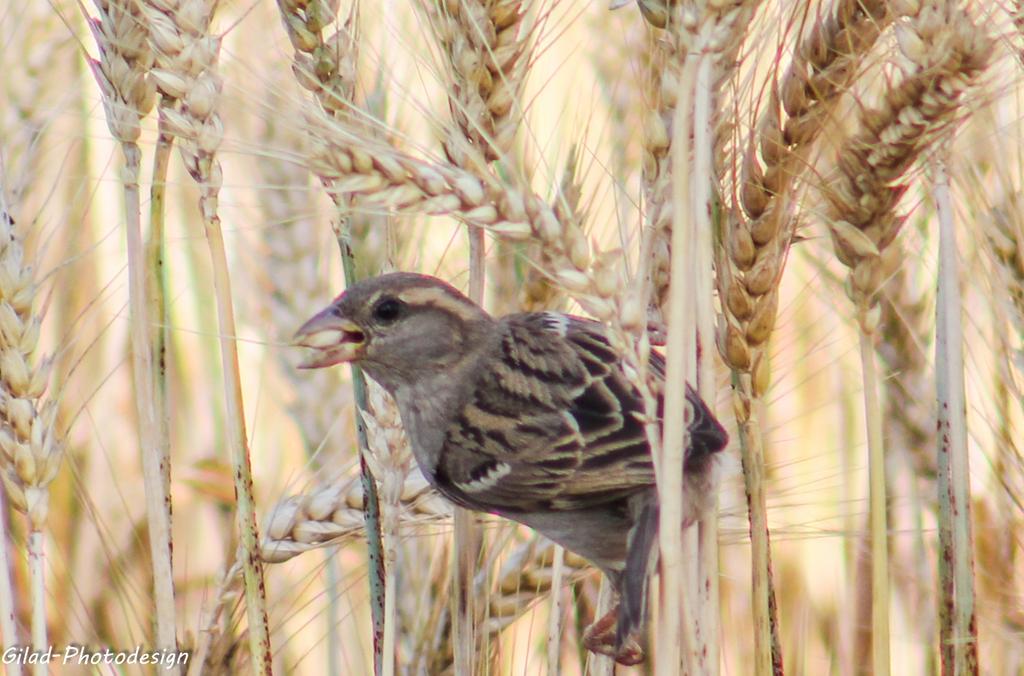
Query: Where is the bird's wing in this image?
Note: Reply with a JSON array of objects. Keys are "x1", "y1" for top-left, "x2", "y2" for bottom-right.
[{"x1": 435, "y1": 312, "x2": 725, "y2": 514}]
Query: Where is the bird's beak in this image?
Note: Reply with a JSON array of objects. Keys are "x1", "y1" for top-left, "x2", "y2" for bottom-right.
[{"x1": 293, "y1": 306, "x2": 366, "y2": 369}]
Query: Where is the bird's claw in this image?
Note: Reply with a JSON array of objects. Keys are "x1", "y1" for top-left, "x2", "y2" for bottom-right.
[{"x1": 583, "y1": 607, "x2": 646, "y2": 666}]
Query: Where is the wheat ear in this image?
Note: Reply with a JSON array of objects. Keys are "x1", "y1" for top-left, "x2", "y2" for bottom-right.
[
  {"x1": 1, "y1": 2, "x2": 71, "y2": 205},
  {"x1": 714, "y1": 3, "x2": 895, "y2": 672},
  {"x1": 0, "y1": 171, "x2": 64, "y2": 676},
  {"x1": 304, "y1": 106, "x2": 619, "y2": 314},
  {"x1": 143, "y1": 0, "x2": 273, "y2": 670},
  {"x1": 282, "y1": 8, "x2": 614, "y2": 317},
  {"x1": 822, "y1": 4, "x2": 990, "y2": 672},
  {"x1": 420, "y1": 0, "x2": 530, "y2": 169},
  {"x1": 261, "y1": 473, "x2": 450, "y2": 563}
]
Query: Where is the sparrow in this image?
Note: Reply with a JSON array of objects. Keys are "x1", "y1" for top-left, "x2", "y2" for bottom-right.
[{"x1": 294, "y1": 272, "x2": 728, "y2": 665}]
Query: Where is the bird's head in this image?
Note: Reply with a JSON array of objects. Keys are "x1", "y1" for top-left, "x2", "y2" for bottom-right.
[{"x1": 293, "y1": 272, "x2": 493, "y2": 392}]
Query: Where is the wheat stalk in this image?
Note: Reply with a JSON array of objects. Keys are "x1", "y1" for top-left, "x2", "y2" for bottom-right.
[
  {"x1": 987, "y1": 190, "x2": 1024, "y2": 663},
  {"x1": 424, "y1": 0, "x2": 536, "y2": 644},
  {"x1": 142, "y1": 0, "x2": 273, "y2": 670},
  {"x1": 990, "y1": 191, "x2": 1024, "y2": 344},
  {"x1": 362, "y1": 381, "x2": 411, "y2": 676},
  {"x1": 81, "y1": 0, "x2": 190, "y2": 664},
  {"x1": 933, "y1": 158, "x2": 978, "y2": 674},
  {"x1": 876, "y1": 240, "x2": 938, "y2": 668},
  {"x1": 629, "y1": 4, "x2": 761, "y2": 672},
  {"x1": 255, "y1": 88, "x2": 359, "y2": 673},
  {"x1": 0, "y1": 480, "x2": 17, "y2": 676},
  {"x1": 976, "y1": 157, "x2": 1024, "y2": 676}
]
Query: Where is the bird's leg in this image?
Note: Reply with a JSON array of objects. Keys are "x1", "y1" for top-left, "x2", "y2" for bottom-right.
[{"x1": 582, "y1": 605, "x2": 646, "y2": 666}]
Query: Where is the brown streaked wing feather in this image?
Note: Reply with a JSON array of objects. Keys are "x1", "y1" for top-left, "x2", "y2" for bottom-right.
[{"x1": 435, "y1": 313, "x2": 657, "y2": 514}]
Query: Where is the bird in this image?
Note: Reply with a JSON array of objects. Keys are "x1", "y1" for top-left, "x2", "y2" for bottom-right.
[{"x1": 293, "y1": 271, "x2": 728, "y2": 665}]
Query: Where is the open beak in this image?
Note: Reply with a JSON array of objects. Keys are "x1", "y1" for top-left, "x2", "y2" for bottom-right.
[{"x1": 293, "y1": 306, "x2": 366, "y2": 369}]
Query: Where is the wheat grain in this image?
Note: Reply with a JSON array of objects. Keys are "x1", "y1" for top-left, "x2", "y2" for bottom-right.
[
  {"x1": 276, "y1": 0, "x2": 358, "y2": 118},
  {"x1": 520, "y1": 151, "x2": 583, "y2": 311},
  {"x1": 824, "y1": 4, "x2": 988, "y2": 332},
  {"x1": 260, "y1": 473, "x2": 451, "y2": 564},
  {"x1": 420, "y1": 0, "x2": 530, "y2": 169}
]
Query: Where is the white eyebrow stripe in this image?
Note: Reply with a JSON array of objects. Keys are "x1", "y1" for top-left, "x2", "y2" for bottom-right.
[
  {"x1": 456, "y1": 461, "x2": 512, "y2": 493},
  {"x1": 397, "y1": 286, "x2": 481, "y2": 322}
]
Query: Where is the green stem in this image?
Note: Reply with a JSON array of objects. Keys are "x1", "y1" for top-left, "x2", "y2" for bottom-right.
[
  {"x1": 195, "y1": 173, "x2": 273, "y2": 674},
  {"x1": 335, "y1": 218, "x2": 386, "y2": 676},
  {"x1": 733, "y1": 372, "x2": 781, "y2": 676},
  {"x1": 124, "y1": 139, "x2": 178, "y2": 665}
]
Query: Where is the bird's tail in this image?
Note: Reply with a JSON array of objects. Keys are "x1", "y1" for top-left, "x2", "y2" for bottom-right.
[
  {"x1": 614, "y1": 388, "x2": 728, "y2": 654},
  {"x1": 684, "y1": 384, "x2": 729, "y2": 476},
  {"x1": 617, "y1": 494, "x2": 659, "y2": 653}
]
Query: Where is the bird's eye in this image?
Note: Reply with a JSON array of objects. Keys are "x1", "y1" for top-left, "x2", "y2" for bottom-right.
[{"x1": 372, "y1": 298, "x2": 403, "y2": 323}]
